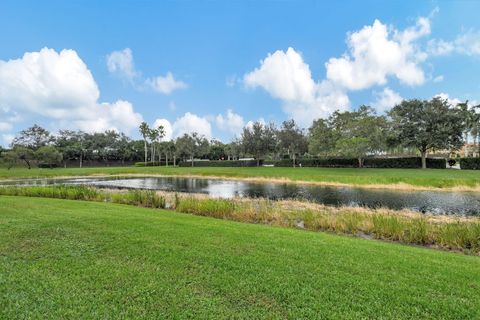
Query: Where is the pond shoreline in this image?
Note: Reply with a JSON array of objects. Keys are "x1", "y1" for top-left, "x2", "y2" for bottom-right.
[{"x1": 2, "y1": 172, "x2": 480, "y2": 192}]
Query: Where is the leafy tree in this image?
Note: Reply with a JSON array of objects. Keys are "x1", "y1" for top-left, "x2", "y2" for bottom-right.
[
  {"x1": 11, "y1": 124, "x2": 53, "y2": 151},
  {"x1": 332, "y1": 106, "x2": 387, "y2": 167},
  {"x1": 55, "y1": 130, "x2": 87, "y2": 167},
  {"x1": 241, "y1": 122, "x2": 277, "y2": 166},
  {"x1": 209, "y1": 139, "x2": 226, "y2": 160},
  {"x1": 277, "y1": 119, "x2": 307, "y2": 167},
  {"x1": 389, "y1": 98, "x2": 465, "y2": 169},
  {"x1": 35, "y1": 146, "x2": 63, "y2": 168},
  {"x1": 224, "y1": 140, "x2": 242, "y2": 160},
  {"x1": 308, "y1": 119, "x2": 336, "y2": 156},
  {"x1": 139, "y1": 122, "x2": 150, "y2": 165},
  {"x1": 175, "y1": 133, "x2": 210, "y2": 166},
  {"x1": 5, "y1": 147, "x2": 35, "y2": 169},
  {"x1": 159, "y1": 140, "x2": 175, "y2": 166}
]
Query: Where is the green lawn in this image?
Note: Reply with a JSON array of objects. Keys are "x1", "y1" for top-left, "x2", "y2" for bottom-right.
[
  {"x1": 2, "y1": 166, "x2": 480, "y2": 189},
  {"x1": 1, "y1": 196, "x2": 479, "y2": 318}
]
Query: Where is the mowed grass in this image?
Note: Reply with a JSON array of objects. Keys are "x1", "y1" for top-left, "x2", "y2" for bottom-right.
[
  {"x1": 2, "y1": 166, "x2": 480, "y2": 189},
  {"x1": 1, "y1": 196, "x2": 479, "y2": 319}
]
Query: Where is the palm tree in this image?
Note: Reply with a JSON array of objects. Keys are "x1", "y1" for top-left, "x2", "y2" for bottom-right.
[
  {"x1": 139, "y1": 122, "x2": 150, "y2": 165},
  {"x1": 148, "y1": 128, "x2": 158, "y2": 165}
]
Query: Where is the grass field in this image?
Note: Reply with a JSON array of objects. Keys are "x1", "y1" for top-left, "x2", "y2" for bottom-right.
[
  {"x1": 2, "y1": 166, "x2": 480, "y2": 190},
  {"x1": 1, "y1": 196, "x2": 479, "y2": 318}
]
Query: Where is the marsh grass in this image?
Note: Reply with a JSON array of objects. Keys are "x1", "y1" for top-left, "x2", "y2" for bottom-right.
[
  {"x1": 0, "y1": 186, "x2": 166, "y2": 209},
  {"x1": 1, "y1": 186, "x2": 479, "y2": 254},
  {"x1": 172, "y1": 195, "x2": 480, "y2": 254}
]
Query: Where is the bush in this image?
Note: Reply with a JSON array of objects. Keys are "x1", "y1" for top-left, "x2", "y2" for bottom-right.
[
  {"x1": 460, "y1": 158, "x2": 480, "y2": 170},
  {"x1": 274, "y1": 157, "x2": 446, "y2": 169},
  {"x1": 178, "y1": 160, "x2": 261, "y2": 167},
  {"x1": 134, "y1": 161, "x2": 175, "y2": 167}
]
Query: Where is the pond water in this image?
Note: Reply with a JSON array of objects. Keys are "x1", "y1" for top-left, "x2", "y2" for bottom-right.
[{"x1": 3, "y1": 176, "x2": 480, "y2": 216}]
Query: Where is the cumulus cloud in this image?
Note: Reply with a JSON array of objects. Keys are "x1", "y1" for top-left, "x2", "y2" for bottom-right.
[
  {"x1": 371, "y1": 87, "x2": 403, "y2": 113},
  {"x1": 172, "y1": 112, "x2": 212, "y2": 139},
  {"x1": 244, "y1": 47, "x2": 349, "y2": 127},
  {"x1": 0, "y1": 122, "x2": 12, "y2": 131},
  {"x1": 145, "y1": 72, "x2": 187, "y2": 94},
  {"x1": 0, "y1": 47, "x2": 143, "y2": 134},
  {"x1": 106, "y1": 48, "x2": 187, "y2": 95},
  {"x1": 433, "y1": 75, "x2": 444, "y2": 83},
  {"x1": 153, "y1": 118, "x2": 173, "y2": 141},
  {"x1": 215, "y1": 109, "x2": 245, "y2": 136},
  {"x1": 1, "y1": 134, "x2": 14, "y2": 147},
  {"x1": 429, "y1": 30, "x2": 480, "y2": 57},
  {"x1": 326, "y1": 17, "x2": 430, "y2": 90},
  {"x1": 106, "y1": 48, "x2": 137, "y2": 80}
]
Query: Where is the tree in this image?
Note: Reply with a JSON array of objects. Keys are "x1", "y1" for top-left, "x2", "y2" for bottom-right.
[
  {"x1": 55, "y1": 130, "x2": 87, "y2": 167},
  {"x1": 159, "y1": 140, "x2": 175, "y2": 166},
  {"x1": 241, "y1": 122, "x2": 277, "y2": 166},
  {"x1": 175, "y1": 133, "x2": 209, "y2": 166},
  {"x1": 209, "y1": 139, "x2": 226, "y2": 160},
  {"x1": 277, "y1": 120, "x2": 307, "y2": 167},
  {"x1": 148, "y1": 128, "x2": 159, "y2": 165},
  {"x1": 11, "y1": 124, "x2": 53, "y2": 151},
  {"x1": 139, "y1": 122, "x2": 150, "y2": 165},
  {"x1": 5, "y1": 147, "x2": 34, "y2": 169},
  {"x1": 389, "y1": 98, "x2": 465, "y2": 169},
  {"x1": 224, "y1": 139, "x2": 241, "y2": 160},
  {"x1": 332, "y1": 106, "x2": 387, "y2": 167},
  {"x1": 35, "y1": 146, "x2": 63, "y2": 168},
  {"x1": 308, "y1": 119, "x2": 336, "y2": 156}
]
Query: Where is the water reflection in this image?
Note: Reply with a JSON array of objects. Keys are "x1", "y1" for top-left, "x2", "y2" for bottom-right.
[{"x1": 3, "y1": 176, "x2": 480, "y2": 216}]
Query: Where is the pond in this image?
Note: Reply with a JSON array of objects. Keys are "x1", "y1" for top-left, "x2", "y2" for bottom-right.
[{"x1": 2, "y1": 176, "x2": 480, "y2": 216}]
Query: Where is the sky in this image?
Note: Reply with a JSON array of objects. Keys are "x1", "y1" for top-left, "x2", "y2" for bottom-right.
[{"x1": 1, "y1": 0, "x2": 480, "y2": 146}]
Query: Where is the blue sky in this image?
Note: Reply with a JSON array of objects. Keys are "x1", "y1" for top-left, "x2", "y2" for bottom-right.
[{"x1": 1, "y1": 0, "x2": 480, "y2": 145}]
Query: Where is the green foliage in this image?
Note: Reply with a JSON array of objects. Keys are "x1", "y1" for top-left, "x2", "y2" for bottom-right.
[
  {"x1": 240, "y1": 121, "x2": 277, "y2": 166},
  {"x1": 388, "y1": 98, "x2": 465, "y2": 168},
  {"x1": 274, "y1": 157, "x2": 446, "y2": 169},
  {"x1": 460, "y1": 158, "x2": 480, "y2": 170},
  {"x1": 178, "y1": 160, "x2": 260, "y2": 167},
  {"x1": 35, "y1": 145, "x2": 63, "y2": 168}
]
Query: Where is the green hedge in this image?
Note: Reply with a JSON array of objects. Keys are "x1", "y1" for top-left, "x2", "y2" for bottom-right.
[
  {"x1": 460, "y1": 158, "x2": 480, "y2": 170},
  {"x1": 178, "y1": 160, "x2": 261, "y2": 167},
  {"x1": 134, "y1": 161, "x2": 175, "y2": 167},
  {"x1": 275, "y1": 157, "x2": 446, "y2": 169}
]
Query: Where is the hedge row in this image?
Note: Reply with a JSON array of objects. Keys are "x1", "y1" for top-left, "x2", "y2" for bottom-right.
[
  {"x1": 275, "y1": 157, "x2": 446, "y2": 169},
  {"x1": 134, "y1": 161, "x2": 175, "y2": 167},
  {"x1": 178, "y1": 160, "x2": 261, "y2": 167},
  {"x1": 460, "y1": 158, "x2": 480, "y2": 170}
]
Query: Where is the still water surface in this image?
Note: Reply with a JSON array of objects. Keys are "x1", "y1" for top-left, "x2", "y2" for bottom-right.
[{"x1": 4, "y1": 176, "x2": 480, "y2": 216}]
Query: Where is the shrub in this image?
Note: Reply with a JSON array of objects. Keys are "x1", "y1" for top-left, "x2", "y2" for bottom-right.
[
  {"x1": 178, "y1": 160, "x2": 260, "y2": 167},
  {"x1": 460, "y1": 158, "x2": 480, "y2": 170},
  {"x1": 134, "y1": 161, "x2": 175, "y2": 167},
  {"x1": 274, "y1": 157, "x2": 446, "y2": 169}
]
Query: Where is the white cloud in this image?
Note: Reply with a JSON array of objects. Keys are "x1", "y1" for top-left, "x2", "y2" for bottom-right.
[
  {"x1": 106, "y1": 48, "x2": 187, "y2": 95},
  {"x1": 215, "y1": 109, "x2": 244, "y2": 136},
  {"x1": 245, "y1": 118, "x2": 266, "y2": 130},
  {"x1": 1, "y1": 134, "x2": 14, "y2": 147},
  {"x1": 429, "y1": 30, "x2": 480, "y2": 57},
  {"x1": 106, "y1": 48, "x2": 137, "y2": 80},
  {"x1": 153, "y1": 118, "x2": 173, "y2": 141},
  {"x1": 371, "y1": 87, "x2": 403, "y2": 113},
  {"x1": 326, "y1": 17, "x2": 430, "y2": 90},
  {"x1": 244, "y1": 47, "x2": 349, "y2": 127},
  {"x1": 433, "y1": 75, "x2": 444, "y2": 83},
  {"x1": 172, "y1": 112, "x2": 212, "y2": 139},
  {"x1": 434, "y1": 92, "x2": 463, "y2": 106},
  {"x1": 145, "y1": 72, "x2": 187, "y2": 95},
  {"x1": 0, "y1": 47, "x2": 143, "y2": 134},
  {"x1": 0, "y1": 122, "x2": 13, "y2": 131}
]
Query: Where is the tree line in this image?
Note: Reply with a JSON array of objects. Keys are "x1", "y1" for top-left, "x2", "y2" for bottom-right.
[{"x1": 1, "y1": 97, "x2": 478, "y2": 169}]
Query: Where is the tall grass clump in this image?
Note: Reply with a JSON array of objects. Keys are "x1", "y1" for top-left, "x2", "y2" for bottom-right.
[
  {"x1": 0, "y1": 185, "x2": 102, "y2": 201},
  {"x1": 175, "y1": 197, "x2": 236, "y2": 219},
  {"x1": 110, "y1": 190, "x2": 165, "y2": 208}
]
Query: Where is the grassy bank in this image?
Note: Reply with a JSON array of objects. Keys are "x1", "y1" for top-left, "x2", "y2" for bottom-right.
[
  {"x1": 1, "y1": 186, "x2": 479, "y2": 254},
  {"x1": 2, "y1": 166, "x2": 480, "y2": 190},
  {"x1": 1, "y1": 196, "x2": 479, "y2": 318}
]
